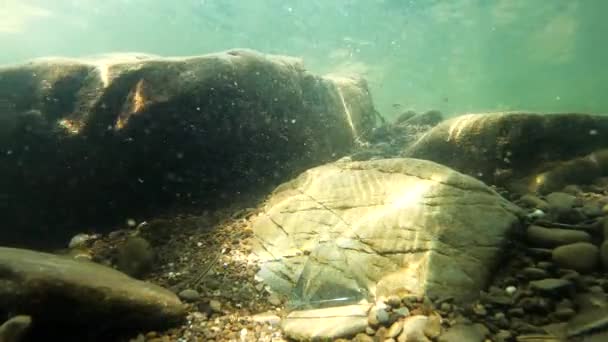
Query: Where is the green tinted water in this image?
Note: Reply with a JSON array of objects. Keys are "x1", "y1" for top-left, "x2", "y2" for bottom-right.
[{"x1": 1, "y1": 0, "x2": 607, "y2": 118}]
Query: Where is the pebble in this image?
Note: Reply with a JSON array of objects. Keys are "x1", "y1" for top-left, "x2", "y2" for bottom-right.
[
  {"x1": 556, "y1": 298, "x2": 574, "y2": 310},
  {"x1": 553, "y1": 307, "x2": 575, "y2": 320},
  {"x1": 484, "y1": 291, "x2": 512, "y2": 306},
  {"x1": 536, "y1": 261, "x2": 554, "y2": 270},
  {"x1": 589, "y1": 284, "x2": 604, "y2": 293},
  {"x1": 0, "y1": 315, "x2": 31, "y2": 342},
  {"x1": 508, "y1": 308, "x2": 524, "y2": 317},
  {"x1": 529, "y1": 278, "x2": 572, "y2": 293},
  {"x1": 386, "y1": 295, "x2": 402, "y2": 308},
  {"x1": 394, "y1": 307, "x2": 410, "y2": 317},
  {"x1": 526, "y1": 225, "x2": 591, "y2": 248},
  {"x1": 526, "y1": 247, "x2": 553, "y2": 259},
  {"x1": 473, "y1": 323, "x2": 490, "y2": 337},
  {"x1": 267, "y1": 293, "x2": 282, "y2": 306},
  {"x1": 545, "y1": 192, "x2": 577, "y2": 213},
  {"x1": 377, "y1": 308, "x2": 390, "y2": 325},
  {"x1": 526, "y1": 209, "x2": 545, "y2": 220},
  {"x1": 552, "y1": 242, "x2": 599, "y2": 273},
  {"x1": 560, "y1": 269, "x2": 580, "y2": 282},
  {"x1": 582, "y1": 203, "x2": 603, "y2": 218},
  {"x1": 209, "y1": 299, "x2": 222, "y2": 313},
  {"x1": 519, "y1": 297, "x2": 549, "y2": 312},
  {"x1": 493, "y1": 312, "x2": 509, "y2": 328},
  {"x1": 398, "y1": 315, "x2": 429, "y2": 342},
  {"x1": 68, "y1": 233, "x2": 97, "y2": 249},
  {"x1": 386, "y1": 320, "x2": 403, "y2": 338},
  {"x1": 505, "y1": 286, "x2": 517, "y2": 295},
  {"x1": 440, "y1": 302, "x2": 452, "y2": 312},
  {"x1": 574, "y1": 292, "x2": 607, "y2": 311},
  {"x1": 494, "y1": 329, "x2": 513, "y2": 342},
  {"x1": 251, "y1": 312, "x2": 281, "y2": 327},
  {"x1": 177, "y1": 289, "x2": 200, "y2": 302},
  {"x1": 472, "y1": 304, "x2": 487, "y2": 316},
  {"x1": 423, "y1": 313, "x2": 442, "y2": 339},
  {"x1": 438, "y1": 323, "x2": 485, "y2": 342},
  {"x1": 353, "y1": 333, "x2": 374, "y2": 342},
  {"x1": 368, "y1": 306, "x2": 390, "y2": 326},
  {"x1": 519, "y1": 194, "x2": 549, "y2": 211},
  {"x1": 522, "y1": 267, "x2": 549, "y2": 280},
  {"x1": 562, "y1": 185, "x2": 583, "y2": 195},
  {"x1": 515, "y1": 334, "x2": 562, "y2": 341}
]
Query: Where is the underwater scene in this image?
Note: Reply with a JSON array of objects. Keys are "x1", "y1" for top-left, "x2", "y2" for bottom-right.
[{"x1": 1, "y1": 0, "x2": 608, "y2": 341}]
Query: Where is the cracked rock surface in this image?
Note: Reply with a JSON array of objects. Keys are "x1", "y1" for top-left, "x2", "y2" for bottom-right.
[{"x1": 250, "y1": 158, "x2": 523, "y2": 307}]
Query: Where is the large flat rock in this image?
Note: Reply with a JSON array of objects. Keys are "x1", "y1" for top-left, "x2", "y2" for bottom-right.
[
  {"x1": 0, "y1": 49, "x2": 377, "y2": 247},
  {"x1": 250, "y1": 158, "x2": 522, "y2": 307},
  {"x1": 0, "y1": 247, "x2": 186, "y2": 336}
]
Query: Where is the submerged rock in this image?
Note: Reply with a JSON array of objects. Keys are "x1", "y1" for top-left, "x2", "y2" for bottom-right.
[
  {"x1": 552, "y1": 242, "x2": 600, "y2": 273},
  {"x1": 403, "y1": 112, "x2": 608, "y2": 190},
  {"x1": 0, "y1": 49, "x2": 377, "y2": 247},
  {"x1": 545, "y1": 192, "x2": 578, "y2": 214},
  {"x1": 177, "y1": 289, "x2": 200, "y2": 302},
  {"x1": 115, "y1": 236, "x2": 155, "y2": 278},
  {"x1": 398, "y1": 315, "x2": 430, "y2": 342},
  {"x1": 529, "y1": 278, "x2": 572, "y2": 293},
  {"x1": 0, "y1": 247, "x2": 186, "y2": 337},
  {"x1": 526, "y1": 225, "x2": 591, "y2": 248},
  {"x1": 250, "y1": 158, "x2": 522, "y2": 307},
  {"x1": 567, "y1": 307, "x2": 608, "y2": 338},
  {"x1": 438, "y1": 323, "x2": 485, "y2": 342},
  {"x1": 0, "y1": 315, "x2": 31, "y2": 342},
  {"x1": 281, "y1": 304, "x2": 371, "y2": 340}
]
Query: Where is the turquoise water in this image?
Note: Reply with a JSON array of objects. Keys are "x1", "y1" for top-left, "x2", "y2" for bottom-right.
[{"x1": 2, "y1": 0, "x2": 607, "y2": 118}]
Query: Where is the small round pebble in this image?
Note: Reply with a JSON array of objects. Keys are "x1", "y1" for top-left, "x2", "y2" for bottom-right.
[
  {"x1": 376, "y1": 308, "x2": 390, "y2": 325},
  {"x1": 209, "y1": 299, "x2": 222, "y2": 313},
  {"x1": 473, "y1": 304, "x2": 487, "y2": 316},
  {"x1": 505, "y1": 286, "x2": 517, "y2": 295},
  {"x1": 178, "y1": 289, "x2": 200, "y2": 302},
  {"x1": 386, "y1": 295, "x2": 402, "y2": 308},
  {"x1": 267, "y1": 293, "x2": 282, "y2": 306}
]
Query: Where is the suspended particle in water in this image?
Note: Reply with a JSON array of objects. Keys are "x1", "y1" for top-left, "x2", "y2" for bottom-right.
[
  {"x1": 126, "y1": 218, "x2": 136, "y2": 227},
  {"x1": 589, "y1": 129, "x2": 598, "y2": 135}
]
